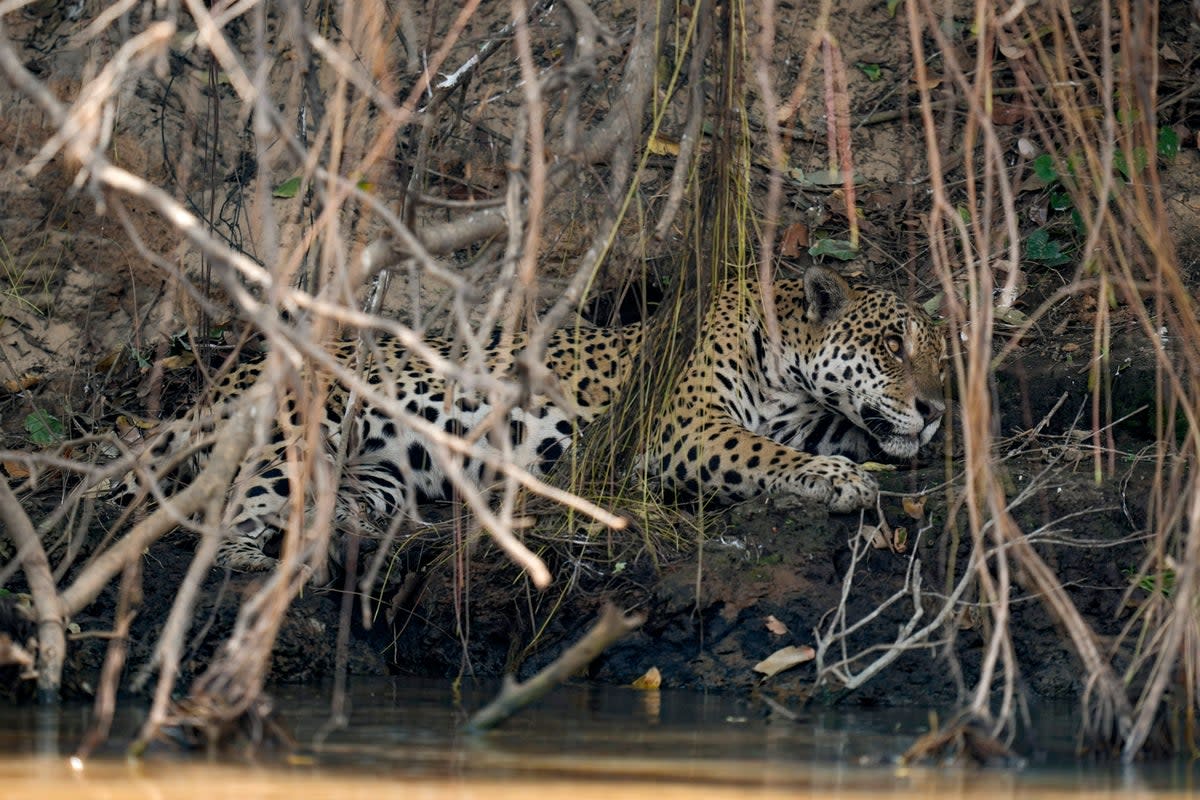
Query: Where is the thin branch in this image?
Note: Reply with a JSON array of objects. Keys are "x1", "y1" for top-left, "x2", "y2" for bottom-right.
[
  {"x1": 466, "y1": 603, "x2": 646, "y2": 731},
  {"x1": 58, "y1": 405, "x2": 256, "y2": 618},
  {"x1": 0, "y1": 480, "x2": 66, "y2": 699}
]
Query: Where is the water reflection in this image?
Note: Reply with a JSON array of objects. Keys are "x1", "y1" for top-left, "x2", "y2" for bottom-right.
[{"x1": 0, "y1": 678, "x2": 1198, "y2": 798}]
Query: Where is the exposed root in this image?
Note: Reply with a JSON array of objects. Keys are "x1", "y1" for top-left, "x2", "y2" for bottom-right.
[
  {"x1": 135, "y1": 692, "x2": 296, "y2": 756},
  {"x1": 902, "y1": 711, "x2": 1022, "y2": 768}
]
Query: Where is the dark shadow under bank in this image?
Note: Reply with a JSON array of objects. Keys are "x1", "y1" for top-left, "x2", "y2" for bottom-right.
[{"x1": 1, "y1": 450, "x2": 1151, "y2": 713}]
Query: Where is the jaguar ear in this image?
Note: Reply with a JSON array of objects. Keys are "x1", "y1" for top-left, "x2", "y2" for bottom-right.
[{"x1": 804, "y1": 266, "x2": 852, "y2": 324}]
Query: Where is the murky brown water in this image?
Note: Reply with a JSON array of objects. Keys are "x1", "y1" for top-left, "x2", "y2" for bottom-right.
[{"x1": 1, "y1": 680, "x2": 1197, "y2": 798}]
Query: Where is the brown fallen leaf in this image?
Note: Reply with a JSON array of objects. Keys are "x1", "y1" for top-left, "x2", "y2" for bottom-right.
[
  {"x1": 990, "y1": 103, "x2": 1026, "y2": 126},
  {"x1": 913, "y1": 73, "x2": 943, "y2": 91},
  {"x1": 765, "y1": 615, "x2": 790, "y2": 636},
  {"x1": 779, "y1": 222, "x2": 810, "y2": 257},
  {"x1": 3, "y1": 373, "x2": 41, "y2": 393},
  {"x1": 753, "y1": 645, "x2": 815, "y2": 678},
  {"x1": 631, "y1": 666, "x2": 662, "y2": 690},
  {"x1": 2, "y1": 461, "x2": 30, "y2": 479},
  {"x1": 902, "y1": 494, "x2": 927, "y2": 520},
  {"x1": 863, "y1": 524, "x2": 891, "y2": 550},
  {"x1": 94, "y1": 349, "x2": 124, "y2": 371}
]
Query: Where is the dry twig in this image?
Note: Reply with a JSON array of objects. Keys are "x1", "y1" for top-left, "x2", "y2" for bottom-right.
[{"x1": 466, "y1": 603, "x2": 646, "y2": 732}]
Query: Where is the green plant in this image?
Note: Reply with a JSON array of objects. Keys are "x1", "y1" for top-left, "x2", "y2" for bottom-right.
[
  {"x1": 1124, "y1": 566, "x2": 1176, "y2": 598},
  {"x1": 1025, "y1": 127, "x2": 1178, "y2": 269},
  {"x1": 24, "y1": 408, "x2": 65, "y2": 446}
]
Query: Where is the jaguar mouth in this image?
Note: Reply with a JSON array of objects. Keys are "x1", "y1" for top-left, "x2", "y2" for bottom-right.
[
  {"x1": 860, "y1": 404, "x2": 940, "y2": 459},
  {"x1": 877, "y1": 432, "x2": 921, "y2": 460}
]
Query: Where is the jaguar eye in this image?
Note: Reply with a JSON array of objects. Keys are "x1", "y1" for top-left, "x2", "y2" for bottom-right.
[{"x1": 885, "y1": 335, "x2": 905, "y2": 360}]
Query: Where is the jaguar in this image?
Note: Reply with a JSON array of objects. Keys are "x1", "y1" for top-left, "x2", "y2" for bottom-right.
[{"x1": 115, "y1": 266, "x2": 946, "y2": 571}]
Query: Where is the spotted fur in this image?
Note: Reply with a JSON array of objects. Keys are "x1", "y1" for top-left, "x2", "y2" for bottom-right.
[{"x1": 115, "y1": 266, "x2": 944, "y2": 570}]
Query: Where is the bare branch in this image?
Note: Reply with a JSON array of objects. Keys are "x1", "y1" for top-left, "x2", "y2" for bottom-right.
[
  {"x1": 467, "y1": 603, "x2": 646, "y2": 731},
  {"x1": 0, "y1": 480, "x2": 66, "y2": 699},
  {"x1": 59, "y1": 405, "x2": 256, "y2": 618}
]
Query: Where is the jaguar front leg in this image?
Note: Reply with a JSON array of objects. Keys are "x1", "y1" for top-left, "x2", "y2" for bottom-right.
[{"x1": 653, "y1": 416, "x2": 878, "y2": 512}]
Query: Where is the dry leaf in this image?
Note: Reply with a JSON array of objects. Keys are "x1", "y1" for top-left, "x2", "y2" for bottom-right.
[
  {"x1": 991, "y1": 103, "x2": 1025, "y2": 126},
  {"x1": 3, "y1": 373, "x2": 41, "y2": 393},
  {"x1": 902, "y1": 495, "x2": 927, "y2": 520},
  {"x1": 646, "y1": 134, "x2": 680, "y2": 157},
  {"x1": 753, "y1": 645, "x2": 815, "y2": 678},
  {"x1": 913, "y1": 73, "x2": 943, "y2": 91},
  {"x1": 765, "y1": 615, "x2": 790, "y2": 636},
  {"x1": 863, "y1": 525, "x2": 891, "y2": 550},
  {"x1": 998, "y1": 43, "x2": 1026, "y2": 60},
  {"x1": 861, "y1": 461, "x2": 896, "y2": 473},
  {"x1": 94, "y1": 349, "x2": 124, "y2": 371},
  {"x1": 2, "y1": 461, "x2": 30, "y2": 479},
  {"x1": 779, "y1": 223, "x2": 810, "y2": 257},
  {"x1": 631, "y1": 666, "x2": 662, "y2": 690},
  {"x1": 1160, "y1": 43, "x2": 1181, "y2": 63},
  {"x1": 161, "y1": 353, "x2": 196, "y2": 370}
]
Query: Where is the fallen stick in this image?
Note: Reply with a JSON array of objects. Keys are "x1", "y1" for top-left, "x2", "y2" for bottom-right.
[{"x1": 466, "y1": 603, "x2": 647, "y2": 732}]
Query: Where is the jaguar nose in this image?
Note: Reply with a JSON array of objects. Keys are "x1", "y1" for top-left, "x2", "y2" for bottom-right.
[{"x1": 915, "y1": 398, "x2": 945, "y2": 425}]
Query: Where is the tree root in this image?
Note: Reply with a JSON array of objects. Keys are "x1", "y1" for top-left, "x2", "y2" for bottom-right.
[{"x1": 902, "y1": 711, "x2": 1022, "y2": 767}]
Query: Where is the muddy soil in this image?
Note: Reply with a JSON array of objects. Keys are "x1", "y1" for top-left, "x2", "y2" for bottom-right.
[
  {"x1": 377, "y1": 450, "x2": 1154, "y2": 707},
  {"x1": 3, "y1": 443, "x2": 1156, "y2": 708}
]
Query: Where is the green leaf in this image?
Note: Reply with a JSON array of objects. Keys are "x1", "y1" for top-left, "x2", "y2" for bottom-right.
[
  {"x1": 1125, "y1": 566, "x2": 1175, "y2": 597},
  {"x1": 1032, "y1": 153, "x2": 1057, "y2": 184},
  {"x1": 1116, "y1": 106, "x2": 1140, "y2": 126},
  {"x1": 1024, "y1": 228, "x2": 1071, "y2": 266},
  {"x1": 1114, "y1": 146, "x2": 1148, "y2": 180},
  {"x1": 130, "y1": 345, "x2": 151, "y2": 370},
  {"x1": 886, "y1": 0, "x2": 903, "y2": 16},
  {"x1": 921, "y1": 292, "x2": 944, "y2": 317},
  {"x1": 1113, "y1": 150, "x2": 1129, "y2": 179},
  {"x1": 808, "y1": 238, "x2": 858, "y2": 261},
  {"x1": 998, "y1": 307, "x2": 1027, "y2": 325},
  {"x1": 1065, "y1": 152, "x2": 1083, "y2": 178},
  {"x1": 273, "y1": 176, "x2": 302, "y2": 198},
  {"x1": 788, "y1": 167, "x2": 855, "y2": 187},
  {"x1": 25, "y1": 409, "x2": 64, "y2": 445},
  {"x1": 1070, "y1": 208, "x2": 1086, "y2": 236},
  {"x1": 1049, "y1": 190, "x2": 1073, "y2": 211},
  {"x1": 855, "y1": 62, "x2": 883, "y2": 81},
  {"x1": 1157, "y1": 126, "x2": 1179, "y2": 160}
]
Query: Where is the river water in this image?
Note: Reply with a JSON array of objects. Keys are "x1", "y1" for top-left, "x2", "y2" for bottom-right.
[{"x1": 1, "y1": 679, "x2": 1197, "y2": 798}]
